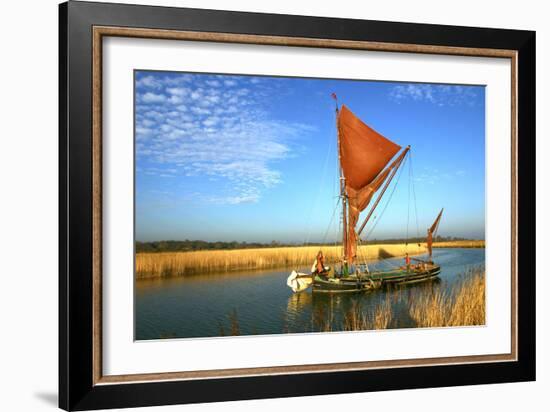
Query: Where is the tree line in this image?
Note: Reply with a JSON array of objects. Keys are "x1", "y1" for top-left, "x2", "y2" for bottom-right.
[{"x1": 136, "y1": 236, "x2": 471, "y2": 253}]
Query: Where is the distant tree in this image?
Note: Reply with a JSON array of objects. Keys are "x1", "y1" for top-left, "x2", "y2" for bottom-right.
[{"x1": 135, "y1": 235, "x2": 471, "y2": 253}]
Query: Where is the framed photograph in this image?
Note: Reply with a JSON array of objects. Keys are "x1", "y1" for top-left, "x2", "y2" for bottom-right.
[{"x1": 59, "y1": 1, "x2": 535, "y2": 410}]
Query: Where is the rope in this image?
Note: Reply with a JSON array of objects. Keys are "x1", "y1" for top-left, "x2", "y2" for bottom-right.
[
  {"x1": 321, "y1": 197, "x2": 341, "y2": 244},
  {"x1": 378, "y1": 258, "x2": 402, "y2": 270},
  {"x1": 357, "y1": 239, "x2": 402, "y2": 271},
  {"x1": 406, "y1": 154, "x2": 411, "y2": 245},
  {"x1": 303, "y1": 130, "x2": 334, "y2": 245},
  {"x1": 409, "y1": 150, "x2": 420, "y2": 240},
  {"x1": 356, "y1": 237, "x2": 369, "y2": 266}
]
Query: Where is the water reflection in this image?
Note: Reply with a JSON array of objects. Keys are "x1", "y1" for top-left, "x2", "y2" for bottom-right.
[
  {"x1": 135, "y1": 248, "x2": 484, "y2": 340},
  {"x1": 286, "y1": 290, "x2": 313, "y2": 314}
]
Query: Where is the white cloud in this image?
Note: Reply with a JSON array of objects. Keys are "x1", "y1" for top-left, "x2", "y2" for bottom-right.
[
  {"x1": 135, "y1": 73, "x2": 316, "y2": 204},
  {"x1": 414, "y1": 167, "x2": 466, "y2": 185},
  {"x1": 136, "y1": 126, "x2": 153, "y2": 138},
  {"x1": 208, "y1": 193, "x2": 260, "y2": 205},
  {"x1": 168, "y1": 95, "x2": 183, "y2": 104},
  {"x1": 191, "y1": 106, "x2": 211, "y2": 115},
  {"x1": 141, "y1": 92, "x2": 166, "y2": 103},
  {"x1": 389, "y1": 84, "x2": 481, "y2": 106},
  {"x1": 136, "y1": 75, "x2": 163, "y2": 89},
  {"x1": 141, "y1": 119, "x2": 156, "y2": 127},
  {"x1": 190, "y1": 90, "x2": 202, "y2": 100},
  {"x1": 202, "y1": 117, "x2": 220, "y2": 127},
  {"x1": 166, "y1": 87, "x2": 189, "y2": 96}
]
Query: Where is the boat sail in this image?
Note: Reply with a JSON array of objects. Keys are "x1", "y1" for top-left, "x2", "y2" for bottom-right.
[
  {"x1": 286, "y1": 99, "x2": 442, "y2": 293},
  {"x1": 337, "y1": 104, "x2": 409, "y2": 264},
  {"x1": 427, "y1": 208, "x2": 444, "y2": 260}
]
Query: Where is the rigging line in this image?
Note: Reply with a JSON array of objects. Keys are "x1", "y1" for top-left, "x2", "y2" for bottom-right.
[
  {"x1": 363, "y1": 151, "x2": 408, "y2": 242},
  {"x1": 360, "y1": 245, "x2": 400, "y2": 271},
  {"x1": 356, "y1": 238, "x2": 380, "y2": 269},
  {"x1": 409, "y1": 151, "x2": 420, "y2": 239},
  {"x1": 334, "y1": 195, "x2": 340, "y2": 246},
  {"x1": 303, "y1": 130, "x2": 334, "y2": 245},
  {"x1": 366, "y1": 151, "x2": 408, "y2": 240},
  {"x1": 356, "y1": 237, "x2": 369, "y2": 266},
  {"x1": 335, "y1": 126, "x2": 341, "y2": 251},
  {"x1": 322, "y1": 197, "x2": 341, "y2": 244},
  {"x1": 406, "y1": 154, "x2": 411, "y2": 244},
  {"x1": 379, "y1": 257, "x2": 401, "y2": 270}
]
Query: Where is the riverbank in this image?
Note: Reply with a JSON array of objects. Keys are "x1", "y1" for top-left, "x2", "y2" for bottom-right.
[
  {"x1": 135, "y1": 241, "x2": 485, "y2": 279},
  {"x1": 136, "y1": 243, "x2": 427, "y2": 279},
  {"x1": 432, "y1": 240, "x2": 485, "y2": 249}
]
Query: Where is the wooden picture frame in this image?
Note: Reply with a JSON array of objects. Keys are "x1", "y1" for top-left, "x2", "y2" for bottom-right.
[{"x1": 59, "y1": 1, "x2": 535, "y2": 410}]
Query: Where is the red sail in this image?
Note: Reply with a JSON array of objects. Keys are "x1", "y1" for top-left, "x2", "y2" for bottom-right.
[
  {"x1": 346, "y1": 168, "x2": 391, "y2": 261},
  {"x1": 338, "y1": 105, "x2": 401, "y2": 190},
  {"x1": 427, "y1": 208, "x2": 444, "y2": 258}
]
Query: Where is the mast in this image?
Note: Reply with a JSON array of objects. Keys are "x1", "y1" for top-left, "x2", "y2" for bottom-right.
[
  {"x1": 332, "y1": 93, "x2": 348, "y2": 262},
  {"x1": 334, "y1": 103, "x2": 402, "y2": 264}
]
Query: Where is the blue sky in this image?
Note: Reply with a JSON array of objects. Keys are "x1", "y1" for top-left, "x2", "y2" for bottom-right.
[{"x1": 135, "y1": 71, "x2": 485, "y2": 243}]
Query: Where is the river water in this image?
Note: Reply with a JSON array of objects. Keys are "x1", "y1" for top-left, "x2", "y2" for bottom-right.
[{"x1": 135, "y1": 248, "x2": 485, "y2": 340}]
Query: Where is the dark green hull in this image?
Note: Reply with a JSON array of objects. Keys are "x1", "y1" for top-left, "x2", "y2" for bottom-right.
[{"x1": 312, "y1": 265, "x2": 441, "y2": 293}]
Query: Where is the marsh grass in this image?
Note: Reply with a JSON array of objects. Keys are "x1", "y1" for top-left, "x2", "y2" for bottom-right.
[
  {"x1": 311, "y1": 303, "x2": 335, "y2": 333},
  {"x1": 408, "y1": 267, "x2": 485, "y2": 327},
  {"x1": 432, "y1": 240, "x2": 485, "y2": 249},
  {"x1": 136, "y1": 243, "x2": 426, "y2": 279},
  {"x1": 307, "y1": 267, "x2": 485, "y2": 333},
  {"x1": 343, "y1": 298, "x2": 393, "y2": 331}
]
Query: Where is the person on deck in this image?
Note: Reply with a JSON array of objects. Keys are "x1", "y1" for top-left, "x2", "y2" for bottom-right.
[
  {"x1": 405, "y1": 253, "x2": 411, "y2": 272},
  {"x1": 314, "y1": 251, "x2": 327, "y2": 275},
  {"x1": 342, "y1": 259, "x2": 349, "y2": 277}
]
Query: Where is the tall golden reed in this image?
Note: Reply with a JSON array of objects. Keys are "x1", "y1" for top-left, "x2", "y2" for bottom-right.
[
  {"x1": 408, "y1": 268, "x2": 485, "y2": 327},
  {"x1": 432, "y1": 240, "x2": 485, "y2": 249},
  {"x1": 135, "y1": 243, "x2": 427, "y2": 279},
  {"x1": 343, "y1": 297, "x2": 393, "y2": 331}
]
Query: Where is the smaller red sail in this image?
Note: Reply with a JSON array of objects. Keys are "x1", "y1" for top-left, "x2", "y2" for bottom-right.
[{"x1": 427, "y1": 208, "x2": 444, "y2": 258}]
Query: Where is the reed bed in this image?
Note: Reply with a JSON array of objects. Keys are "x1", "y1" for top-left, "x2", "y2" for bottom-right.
[
  {"x1": 432, "y1": 240, "x2": 485, "y2": 248},
  {"x1": 408, "y1": 267, "x2": 485, "y2": 327},
  {"x1": 343, "y1": 297, "x2": 393, "y2": 331},
  {"x1": 308, "y1": 296, "x2": 393, "y2": 332},
  {"x1": 308, "y1": 268, "x2": 484, "y2": 333},
  {"x1": 136, "y1": 243, "x2": 427, "y2": 279}
]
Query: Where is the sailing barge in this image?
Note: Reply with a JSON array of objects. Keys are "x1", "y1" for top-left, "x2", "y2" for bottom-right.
[{"x1": 287, "y1": 99, "x2": 443, "y2": 293}]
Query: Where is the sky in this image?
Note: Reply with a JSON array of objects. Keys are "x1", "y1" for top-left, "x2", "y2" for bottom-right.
[{"x1": 135, "y1": 70, "x2": 485, "y2": 243}]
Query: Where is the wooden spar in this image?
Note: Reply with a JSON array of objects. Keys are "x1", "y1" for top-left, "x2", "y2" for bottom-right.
[
  {"x1": 356, "y1": 146, "x2": 410, "y2": 237},
  {"x1": 334, "y1": 101, "x2": 348, "y2": 262},
  {"x1": 342, "y1": 177, "x2": 348, "y2": 262}
]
